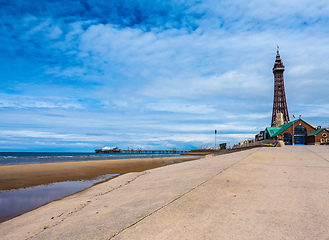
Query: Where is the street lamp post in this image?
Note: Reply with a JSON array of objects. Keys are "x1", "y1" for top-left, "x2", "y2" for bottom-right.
[
  {"x1": 215, "y1": 130, "x2": 217, "y2": 148},
  {"x1": 292, "y1": 115, "x2": 296, "y2": 145}
]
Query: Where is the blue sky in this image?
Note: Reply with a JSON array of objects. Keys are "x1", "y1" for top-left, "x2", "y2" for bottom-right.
[{"x1": 1, "y1": 0, "x2": 329, "y2": 151}]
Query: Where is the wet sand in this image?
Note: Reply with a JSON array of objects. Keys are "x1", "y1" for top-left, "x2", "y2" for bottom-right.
[{"x1": 0, "y1": 156, "x2": 201, "y2": 190}]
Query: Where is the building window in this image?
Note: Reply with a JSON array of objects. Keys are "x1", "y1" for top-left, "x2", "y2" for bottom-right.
[
  {"x1": 295, "y1": 125, "x2": 307, "y2": 134},
  {"x1": 283, "y1": 133, "x2": 292, "y2": 145},
  {"x1": 320, "y1": 139, "x2": 324, "y2": 143},
  {"x1": 294, "y1": 125, "x2": 307, "y2": 145},
  {"x1": 322, "y1": 133, "x2": 327, "y2": 138}
]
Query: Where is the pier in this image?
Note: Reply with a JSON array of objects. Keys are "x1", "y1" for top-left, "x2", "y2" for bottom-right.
[
  {"x1": 120, "y1": 149, "x2": 188, "y2": 154},
  {"x1": 95, "y1": 147, "x2": 188, "y2": 154}
]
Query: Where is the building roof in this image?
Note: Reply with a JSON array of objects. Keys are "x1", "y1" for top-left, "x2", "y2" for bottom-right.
[
  {"x1": 266, "y1": 118, "x2": 319, "y2": 138},
  {"x1": 308, "y1": 128, "x2": 328, "y2": 136},
  {"x1": 266, "y1": 119, "x2": 299, "y2": 137}
]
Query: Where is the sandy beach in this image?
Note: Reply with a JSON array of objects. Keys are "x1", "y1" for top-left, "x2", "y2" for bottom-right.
[{"x1": 0, "y1": 156, "x2": 201, "y2": 190}]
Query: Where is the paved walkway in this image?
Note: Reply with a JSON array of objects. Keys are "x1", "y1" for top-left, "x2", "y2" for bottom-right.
[{"x1": 1, "y1": 146, "x2": 329, "y2": 239}]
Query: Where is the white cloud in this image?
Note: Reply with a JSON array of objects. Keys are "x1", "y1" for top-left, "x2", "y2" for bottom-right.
[
  {"x1": 141, "y1": 71, "x2": 269, "y2": 100},
  {"x1": 46, "y1": 66, "x2": 88, "y2": 78},
  {"x1": 47, "y1": 25, "x2": 62, "y2": 39},
  {"x1": 291, "y1": 104, "x2": 329, "y2": 118},
  {"x1": 0, "y1": 96, "x2": 83, "y2": 109},
  {"x1": 146, "y1": 101, "x2": 216, "y2": 114}
]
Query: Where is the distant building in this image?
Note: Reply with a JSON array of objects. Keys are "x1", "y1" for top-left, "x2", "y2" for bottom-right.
[{"x1": 255, "y1": 131, "x2": 265, "y2": 141}]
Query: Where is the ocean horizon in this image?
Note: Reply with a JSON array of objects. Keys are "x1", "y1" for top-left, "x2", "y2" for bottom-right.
[{"x1": 0, "y1": 152, "x2": 185, "y2": 166}]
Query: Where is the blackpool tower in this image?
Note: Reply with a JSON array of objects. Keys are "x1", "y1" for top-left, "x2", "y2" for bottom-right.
[{"x1": 271, "y1": 47, "x2": 290, "y2": 127}]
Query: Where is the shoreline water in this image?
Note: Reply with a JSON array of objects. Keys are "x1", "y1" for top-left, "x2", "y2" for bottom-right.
[
  {"x1": 0, "y1": 152, "x2": 188, "y2": 166},
  {"x1": 0, "y1": 173, "x2": 119, "y2": 223}
]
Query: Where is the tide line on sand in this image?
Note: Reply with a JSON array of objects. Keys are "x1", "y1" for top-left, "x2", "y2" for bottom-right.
[{"x1": 0, "y1": 156, "x2": 201, "y2": 191}]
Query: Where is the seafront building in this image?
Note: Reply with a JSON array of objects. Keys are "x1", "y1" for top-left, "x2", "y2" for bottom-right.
[
  {"x1": 264, "y1": 118, "x2": 329, "y2": 145},
  {"x1": 255, "y1": 48, "x2": 329, "y2": 145}
]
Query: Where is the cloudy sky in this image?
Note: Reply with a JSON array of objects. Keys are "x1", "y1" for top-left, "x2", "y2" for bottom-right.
[{"x1": 1, "y1": 0, "x2": 329, "y2": 151}]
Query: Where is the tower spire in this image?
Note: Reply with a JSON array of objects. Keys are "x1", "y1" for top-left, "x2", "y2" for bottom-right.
[
  {"x1": 271, "y1": 47, "x2": 290, "y2": 127},
  {"x1": 276, "y1": 46, "x2": 282, "y2": 62}
]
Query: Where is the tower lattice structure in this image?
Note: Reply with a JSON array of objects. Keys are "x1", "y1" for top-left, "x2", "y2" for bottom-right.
[{"x1": 271, "y1": 47, "x2": 290, "y2": 127}]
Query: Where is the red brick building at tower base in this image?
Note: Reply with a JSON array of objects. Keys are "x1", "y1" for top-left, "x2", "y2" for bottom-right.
[{"x1": 264, "y1": 118, "x2": 329, "y2": 145}]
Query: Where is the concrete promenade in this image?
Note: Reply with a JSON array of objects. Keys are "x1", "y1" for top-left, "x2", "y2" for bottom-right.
[{"x1": 1, "y1": 146, "x2": 329, "y2": 239}]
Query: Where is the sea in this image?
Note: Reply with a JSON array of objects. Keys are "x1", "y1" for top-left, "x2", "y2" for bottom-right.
[
  {"x1": 0, "y1": 151, "x2": 183, "y2": 166},
  {"x1": 0, "y1": 152, "x2": 184, "y2": 223}
]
